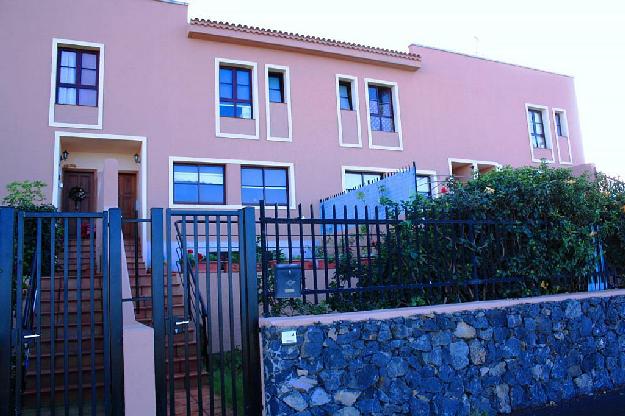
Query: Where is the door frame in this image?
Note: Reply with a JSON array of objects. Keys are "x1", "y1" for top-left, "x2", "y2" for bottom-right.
[{"x1": 61, "y1": 168, "x2": 97, "y2": 212}]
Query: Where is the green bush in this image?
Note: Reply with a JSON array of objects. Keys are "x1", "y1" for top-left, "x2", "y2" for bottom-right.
[{"x1": 328, "y1": 165, "x2": 625, "y2": 311}]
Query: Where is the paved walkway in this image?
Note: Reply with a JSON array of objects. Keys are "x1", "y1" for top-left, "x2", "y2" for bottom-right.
[{"x1": 513, "y1": 388, "x2": 625, "y2": 415}]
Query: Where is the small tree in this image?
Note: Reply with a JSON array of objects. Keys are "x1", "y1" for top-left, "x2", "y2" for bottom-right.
[{"x1": 3, "y1": 180, "x2": 48, "y2": 208}]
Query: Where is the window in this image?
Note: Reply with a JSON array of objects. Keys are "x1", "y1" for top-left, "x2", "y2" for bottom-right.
[
  {"x1": 555, "y1": 112, "x2": 568, "y2": 137},
  {"x1": 528, "y1": 108, "x2": 547, "y2": 149},
  {"x1": 344, "y1": 171, "x2": 383, "y2": 190},
  {"x1": 339, "y1": 81, "x2": 353, "y2": 110},
  {"x1": 56, "y1": 48, "x2": 99, "y2": 106},
  {"x1": 268, "y1": 72, "x2": 284, "y2": 103},
  {"x1": 416, "y1": 175, "x2": 432, "y2": 198},
  {"x1": 173, "y1": 164, "x2": 225, "y2": 205},
  {"x1": 241, "y1": 167, "x2": 289, "y2": 206},
  {"x1": 219, "y1": 66, "x2": 253, "y2": 119},
  {"x1": 368, "y1": 85, "x2": 394, "y2": 132}
]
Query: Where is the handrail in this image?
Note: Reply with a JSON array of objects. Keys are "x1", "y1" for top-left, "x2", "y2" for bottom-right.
[
  {"x1": 22, "y1": 254, "x2": 38, "y2": 337},
  {"x1": 173, "y1": 221, "x2": 211, "y2": 369}
]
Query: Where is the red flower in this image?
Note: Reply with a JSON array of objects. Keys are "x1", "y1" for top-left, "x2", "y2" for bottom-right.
[
  {"x1": 440, "y1": 186, "x2": 449, "y2": 194},
  {"x1": 187, "y1": 249, "x2": 193, "y2": 254}
]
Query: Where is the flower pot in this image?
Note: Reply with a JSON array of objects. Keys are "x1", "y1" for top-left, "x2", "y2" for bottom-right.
[{"x1": 317, "y1": 260, "x2": 336, "y2": 269}]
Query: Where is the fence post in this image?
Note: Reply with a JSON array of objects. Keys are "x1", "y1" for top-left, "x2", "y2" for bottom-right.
[
  {"x1": 0, "y1": 207, "x2": 15, "y2": 416},
  {"x1": 241, "y1": 207, "x2": 262, "y2": 415},
  {"x1": 108, "y1": 208, "x2": 124, "y2": 416},
  {"x1": 150, "y1": 208, "x2": 167, "y2": 416}
]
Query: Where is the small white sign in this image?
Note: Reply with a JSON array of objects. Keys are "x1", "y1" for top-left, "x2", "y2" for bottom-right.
[{"x1": 281, "y1": 330, "x2": 297, "y2": 345}]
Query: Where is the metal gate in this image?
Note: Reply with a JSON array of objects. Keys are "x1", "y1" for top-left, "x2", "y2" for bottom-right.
[
  {"x1": 0, "y1": 208, "x2": 125, "y2": 416},
  {"x1": 1, "y1": 206, "x2": 261, "y2": 415},
  {"x1": 151, "y1": 208, "x2": 261, "y2": 416}
]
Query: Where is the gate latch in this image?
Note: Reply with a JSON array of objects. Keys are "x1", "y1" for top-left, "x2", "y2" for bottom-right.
[{"x1": 173, "y1": 317, "x2": 189, "y2": 334}]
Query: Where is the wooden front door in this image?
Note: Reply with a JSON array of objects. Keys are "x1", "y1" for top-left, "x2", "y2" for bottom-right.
[
  {"x1": 62, "y1": 169, "x2": 96, "y2": 213},
  {"x1": 118, "y1": 172, "x2": 138, "y2": 238}
]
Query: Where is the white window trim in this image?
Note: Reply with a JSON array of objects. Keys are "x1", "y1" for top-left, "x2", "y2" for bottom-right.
[
  {"x1": 447, "y1": 158, "x2": 502, "y2": 176},
  {"x1": 169, "y1": 156, "x2": 296, "y2": 209},
  {"x1": 336, "y1": 74, "x2": 362, "y2": 148},
  {"x1": 340, "y1": 165, "x2": 397, "y2": 191},
  {"x1": 364, "y1": 78, "x2": 403, "y2": 151},
  {"x1": 525, "y1": 103, "x2": 555, "y2": 163},
  {"x1": 553, "y1": 108, "x2": 573, "y2": 165},
  {"x1": 49, "y1": 39, "x2": 105, "y2": 130},
  {"x1": 414, "y1": 169, "x2": 439, "y2": 197},
  {"x1": 215, "y1": 58, "x2": 259, "y2": 140},
  {"x1": 265, "y1": 64, "x2": 293, "y2": 142}
]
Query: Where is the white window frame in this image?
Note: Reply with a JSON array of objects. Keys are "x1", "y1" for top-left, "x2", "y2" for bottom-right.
[
  {"x1": 553, "y1": 108, "x2": 573, "y2": 165},
  {"x1": 415, "y1": 169, "x2": 438, "y2": 198},
  {"x1": 215, "y1": 58, "x2": 259, "y2": 140},
  {"x1": 364, "y1": 78, "x2": 403, "y2": 151},
  {"x1": 265, "y1": 64, "x2": 292, "y2": 142},
  {"x1": 49, "y1": 38, "x2": 105, "y2": 129},
  {"x1": 525, "y1": 103, "x2": 555, "y2": 163},
  {"x1": 169, "y1": 156, "x2": 296, "y2": 209},
  {"x1": 336, "y1": 74, "x2": 362, "y2": 148},
  {"x1": 340, "y1": 165, "x2": 397, "y2": 191}
]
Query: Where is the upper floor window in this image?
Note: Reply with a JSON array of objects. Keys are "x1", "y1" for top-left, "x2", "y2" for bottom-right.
[
  {"x1": 339, "y1": 81, "x2": 353, "y2": 110},
  {"x1": 344, "y1": 171, "x2": 383, "y2": 190},
  {"x1": 368, "y1": 85, "x2": 394, "y2": 132},
  {"x1": 56, "y1": 48, "x2": 99, "y2": 107},
  {"x1": 528, "y1": 108, "x2": 547, "y2": 149},
  {"x1": 219, "y1": 66, "x2": 252, "y2": 119},
  {"x1": 416, "y1": 175, "x2": 433, "y2": 198},
  {"x1": 555, "y1": 111, "x2": 568, "y2": 137},
  {"x1": 241, "y1": 167, "x2": 289, "y2": 206},
  {"x1": 268, "y1": 72, "x2": 284, "y2": 103},
  {"x1": 173, "y1": 163, "x2": 225, "y2": 205}
]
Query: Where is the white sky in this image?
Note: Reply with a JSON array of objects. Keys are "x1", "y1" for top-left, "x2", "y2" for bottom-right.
[{"x1": 189, "y1": 0, "x2": 625, "y2": 178}]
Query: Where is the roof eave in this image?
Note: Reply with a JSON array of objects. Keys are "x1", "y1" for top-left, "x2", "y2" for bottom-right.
[{"x1": 188, "y1": 21, "x2": 421, "y2": 71}]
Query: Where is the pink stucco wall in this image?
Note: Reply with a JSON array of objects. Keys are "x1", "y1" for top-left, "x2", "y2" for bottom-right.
[{"x1": 0, "y1": 0, "x2": 585, "y2": 212}]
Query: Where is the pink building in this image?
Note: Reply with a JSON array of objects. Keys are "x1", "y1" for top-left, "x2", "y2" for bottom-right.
[{"x1": 1, "y1": 0, "x2": 585, "y2": 222}]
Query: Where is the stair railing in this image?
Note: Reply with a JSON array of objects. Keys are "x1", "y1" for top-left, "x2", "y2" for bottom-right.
[{"x1": 173, "y1": 220, "x2": 211, "y2": 369}]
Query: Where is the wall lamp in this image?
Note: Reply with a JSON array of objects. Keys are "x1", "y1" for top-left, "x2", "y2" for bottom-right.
[{"x1": 133, "y1": 153, "x2": 141, "y2": 164}]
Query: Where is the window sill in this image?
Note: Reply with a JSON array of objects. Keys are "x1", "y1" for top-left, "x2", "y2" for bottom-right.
[{"x1": 219, "y1": 115, "x2": 254, "y2": 121}]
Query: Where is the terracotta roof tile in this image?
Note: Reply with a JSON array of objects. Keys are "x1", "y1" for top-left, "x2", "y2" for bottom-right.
[{"x1": 190, "y1": 18, "x2": 421, "y2": 61}]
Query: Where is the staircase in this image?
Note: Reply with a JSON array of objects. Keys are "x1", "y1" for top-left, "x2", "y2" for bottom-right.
[
  {"x1": 22, "y1": 238, "x2": 106, "y2": 415},
  {"x1": 21, "y1": 238, "x2": 223, "y2": 415}
]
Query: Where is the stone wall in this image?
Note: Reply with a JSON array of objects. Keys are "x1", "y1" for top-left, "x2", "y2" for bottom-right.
[{"x1": 260, "y1": 290, "x2": 625, "y2": 415}]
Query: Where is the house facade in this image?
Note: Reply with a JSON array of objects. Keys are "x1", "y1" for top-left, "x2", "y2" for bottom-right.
[{"x1": 0, "y1": 0, "x2": 585, "y2": 221}]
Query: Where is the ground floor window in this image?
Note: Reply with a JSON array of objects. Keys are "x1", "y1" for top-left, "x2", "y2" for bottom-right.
[
  {"x1": 173, "y1": 163, "x2": 225, "y2": 205},
  {"x1": 241, "y1": 166, "x2": 289, "y2": 206}
]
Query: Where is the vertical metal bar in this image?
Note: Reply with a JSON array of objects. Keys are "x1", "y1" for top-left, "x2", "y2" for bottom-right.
[
  {"x1": 205, "y1": 216, "x2": 215, "y2": 415},
  {"x1": 165, "y1": 211, "x2": 176, "y2": 416},
  {"x1": 275, "y1": 204, "x2": 281, "y2": 265},
  {"x1": 14, "y1": 213, "x2": 24, "y2": 414},
  {"x1": 192, "y1": 216, "x2": 203, "y2": 415},
  {"x1": 35, "y1": 219, "x2": 42, "y2": 416},
  {"x1": 298, "y1": 204, "x2": 305, "y2": 303},
  {"x1": 343, "y1": 205, "x2": 351, "y2": 290},
  {"x1": 286, "y1": 202, "x2": 293, "y2": 263},
  {"x1": 332, "y1": 206, "x2": 339, "y2": 293},
  {"x1": 88, "y1": 218, "x2": 96, "y2": 415},
  {"x1": 180, "y1": 216, "x2": 191, "y2": 416},
  {"x1": 310, "y1": 205, "x2": 319, "y2": 305},
  {"x1": 364, "y1": 206, "x2": 373, "y2": 304},
  {"x1": 0, "y1": 207, "x2": 14, "y2": 416},
  {"x1": 62, "y1": 217, "x2": 69, "y2": 415},
  {"x1": 241, "y1": 207, "x2": 261, "y2": 415},
  {"x1": 354, "y1": 206, "x2": 362, "y2": 304},
  {"x1": 108, "y1": 208, "x2": 124, "y2": 416},
  {"x1": 102, "y1": 212, "x2": 111, "y2": 416},
  {"x1": 216, "y1": 216, "x2": 226, "y2": 416},
  {"x1": 151, "y1": 209, "x2": 167, "y2": 416},
  {"x1": 76, "y1": 218, "x2": 83, "y2": 415},
  {"x1": 134, "y1": 221, "x2": 139, "y2": 313},
  {"x1": 49, "y1": 218, "x2": 57, "y2": 416},
  {"x1": 321, "y1": 205, "x2": 330, "y2": 298},
  {"x1": 259, "y1": 202, "x2": 269, "y2": 316},
  {"x1": 226, "y1": 217, "x2": 238, "y2": 415}
]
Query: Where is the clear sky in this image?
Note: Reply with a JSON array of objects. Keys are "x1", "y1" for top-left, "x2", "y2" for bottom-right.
[{"x1": 189, "y1": 0, "x2": 625, "y2": 178}]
